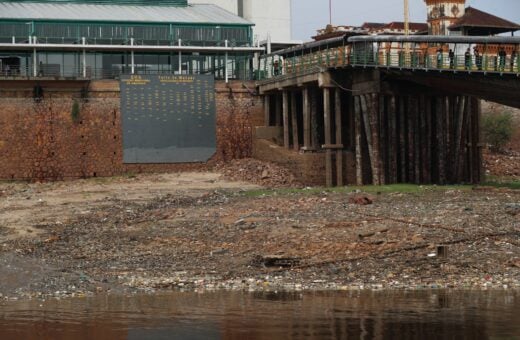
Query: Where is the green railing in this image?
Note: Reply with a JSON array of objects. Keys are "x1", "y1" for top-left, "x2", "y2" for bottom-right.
[{"x1": 259, "y1": 38, "x2": 520, "y2": 81}]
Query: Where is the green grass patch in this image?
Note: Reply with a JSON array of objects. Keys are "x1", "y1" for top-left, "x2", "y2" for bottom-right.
[
  {"x1": 481, "y1": 176, "x2": 520, "y2": 190},
  {"x1": 241, "y1": 184, "x2": 473, "y2": 198}
]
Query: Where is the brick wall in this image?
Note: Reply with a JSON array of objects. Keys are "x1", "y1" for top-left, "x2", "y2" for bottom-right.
[{"x1": 0, "y1": 80, "x2": 262, "y2": 181}]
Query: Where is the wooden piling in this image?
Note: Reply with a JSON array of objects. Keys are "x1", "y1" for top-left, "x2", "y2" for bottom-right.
[
  {"x1": 467, "y1": 98, "x2": 474, "y2": 183},
  {"x1": 369, "y1": 94, "x2": 381, "y2": 185},
  {"x1": 436, "y1": 96, "x2": 446, "y2": 184},
  {"x1": 354, "y1": 96, "x2": 363, "y2": 185},
  {"x1": 282, "y1": 91, "x2": 290, "y2": 149},
  {"x1": 379, "y1": 95, "x2": 387, "y2": 185},
  {"x1": 453, "y1": 95, "x2": 467, "y2": 182},
  {"x1": 419, "y1": 95, "x2": 427, "y2": 183},
  {"x1": 388, "y1": 95, "x2": 397, "y2": 184},
  {"x1": 413, "y1": 96, "x2": 421, "y2": 184},
  {"x1": 472, "y1": 97, "x2": 482, "y2": 183},
  {"x1": 399, "y1": 96, "x2": 407, "y2": 183},
  {"x1": 360, "y1": 95, "x2": 375, "y2": 184},
  {"x1": 407, "y1": 96, "x2": 415, "y2": 183},
  {"x1": 425, "y1": 96, "x2": 432, "y2": 184},
  {"x1": 335, "y1": 89, "x2": 344, "y2": 186}
]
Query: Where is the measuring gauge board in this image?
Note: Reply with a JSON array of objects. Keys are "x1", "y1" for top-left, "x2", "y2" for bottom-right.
[{"x1": 120, "y1": 74, "x2": 216, "y2": 163}]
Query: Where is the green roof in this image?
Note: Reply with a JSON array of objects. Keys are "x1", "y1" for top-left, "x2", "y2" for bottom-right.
[{"x1": 0, "y1": 0, "x2": 187, "y2": 6}]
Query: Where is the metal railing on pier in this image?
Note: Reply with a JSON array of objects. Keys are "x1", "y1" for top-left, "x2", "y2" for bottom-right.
[{"x1": 258, "y1": 35, "x2": 520, "y2": 81}]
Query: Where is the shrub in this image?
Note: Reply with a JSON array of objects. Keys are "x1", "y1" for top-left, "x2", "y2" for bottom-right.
[
  {"x1": 482, "y1": 111, "x2": 514, "y2": 152},
  {"x1": 71, "y1": 99, "x2": 81, "y2": 123}
]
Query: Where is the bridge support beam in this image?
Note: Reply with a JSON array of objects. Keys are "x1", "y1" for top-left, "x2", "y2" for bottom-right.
[
  {"x1": 291, "y1": 91, "x2": 299, "y2": 151},
  {"x1": 350, "y1": 89, "x2": 482, "y2": 186},
  {"x1": 302, "y1": 88, "x2": 311, "y2": 150},
  {"x1": 263, "y1": 95, "x2": 270, "y2": 126},
  {"x1": 282, "y1": 91, "x2": 290, "y2": 149},
  {"x1": 257, "y1": 69, "x2": 483, "y2": 187},
  {"x1": 335, "y1": 89, "x2": 344, "y2": 187}
]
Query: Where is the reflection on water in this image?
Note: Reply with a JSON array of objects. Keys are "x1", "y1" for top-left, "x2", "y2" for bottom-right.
[{"x1": 0, "y1": 290, "x2": 518, "y2": 339}]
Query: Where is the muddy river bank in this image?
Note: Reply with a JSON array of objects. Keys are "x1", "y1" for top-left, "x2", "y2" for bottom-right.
[{"x1": 0, "y1": 172, "x2": 519, "y2": 300}]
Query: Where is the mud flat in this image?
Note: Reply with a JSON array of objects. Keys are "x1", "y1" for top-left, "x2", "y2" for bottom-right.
[{"x1": 0, "y1": 172, "x2": 519, "y2": 300}]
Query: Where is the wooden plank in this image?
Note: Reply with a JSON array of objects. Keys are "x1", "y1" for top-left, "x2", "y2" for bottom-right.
[
  {"x1": 335, "y1": 89, "x2": 344, "y2": 186},
  {"x1": 324, "y1": 88, "x2": 333, "y2": 187},
  {"x1": 354, "y1": 95, "x2": 363, "y2": 185},
  {"x1": 303, "y1": 88, "x2": 311, "y2": 149},
  {"x1": 264, "y1": 95, "x2": 270, "y2": 126},
  {"x1": 291, "y1": 91, "x2": 299, "y2": 151},
  {"x1": 282, "y1": 91, "x2": 290, "y2": 149}
]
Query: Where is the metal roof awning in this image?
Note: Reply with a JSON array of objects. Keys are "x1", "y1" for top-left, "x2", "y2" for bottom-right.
[
  {"x1": 0, "y1": 2, "x2": 252, "y2": 25},
  {"x1": 262, "y1": 36, "x2": 346, "y2": 58}
]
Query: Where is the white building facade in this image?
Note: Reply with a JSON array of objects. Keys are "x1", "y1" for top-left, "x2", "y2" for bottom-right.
[{"x1": 189, "y1": 0, "x2": 292, "y2": 44}]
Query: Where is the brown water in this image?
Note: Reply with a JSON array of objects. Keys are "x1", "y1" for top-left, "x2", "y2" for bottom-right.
[{"x1": 0, "y1": 290, "x2": 519, "y2": 340}]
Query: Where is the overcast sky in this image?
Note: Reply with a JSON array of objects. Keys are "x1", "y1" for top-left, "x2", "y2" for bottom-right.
[{"x1": 292, "y1": 0, "x2": 520, "y2": 41}]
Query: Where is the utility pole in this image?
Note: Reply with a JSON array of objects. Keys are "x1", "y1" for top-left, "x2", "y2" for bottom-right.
[
  {"x1": 404, "y1": 0, "x2": 410, "y2": 35},
  {"x1": 329, "y1": 0, "x2": 332, "y2": 25}
]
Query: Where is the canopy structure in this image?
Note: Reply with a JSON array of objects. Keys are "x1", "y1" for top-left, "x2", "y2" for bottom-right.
[{"x1": 449, "y1": 7, "x2": 520, "y2": 36}]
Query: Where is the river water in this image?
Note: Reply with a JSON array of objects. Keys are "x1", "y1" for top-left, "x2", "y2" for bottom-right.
[{"x1": 0, "y1": 290, "x2": 518, "y2": 339}]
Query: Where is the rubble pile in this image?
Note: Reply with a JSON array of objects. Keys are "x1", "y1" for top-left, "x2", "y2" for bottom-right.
[
  {"x1": 217, "y1": 158, "x2": 302, "y2": 188},
  {"x1": 484, "y1": 150, "x2": 520, "y2": 179}
]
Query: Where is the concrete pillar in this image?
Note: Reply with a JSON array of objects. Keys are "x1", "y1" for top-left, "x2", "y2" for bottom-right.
[
  {"x1": 335, "y1": 88, "x2": 344, "y2": 186},
  {"x1": 264, "y1": 95, "x2": 270, "y2": 126},
  {"x1": 310, "y1": 88, "x2": 319, "y2": 150},
  {"x1": 33, "y1": 47, "x2": 37, "y2": 77},
  {"x1": 303, "y1": 87, "x2": 311, "y2": 150},
  {"x1": 178, "y1": 39, "x2": 182, "y2": 74},
  {"x1": 275, "y1": 94, "x2": 282, "y2": 127},
  {"x1": 225, "y1": 40, "x2": 229, "y2": 83},
  {"x1": 82, "y1": 37, "x2": 86, "y2": 78},
  {"x1": 291, "y1": 91, "x2": 299, "y2": 151},
  {"x1": 131, "y1": 38, "x2": 135, "y2": 75},
  {"x1": 323, "y1": 88, "x2": 333, "y2": 187}
]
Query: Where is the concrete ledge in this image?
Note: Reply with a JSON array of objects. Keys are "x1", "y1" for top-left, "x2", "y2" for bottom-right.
[{"x1": 254, "y1": 126, "x2": 283, "y2": 140}]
